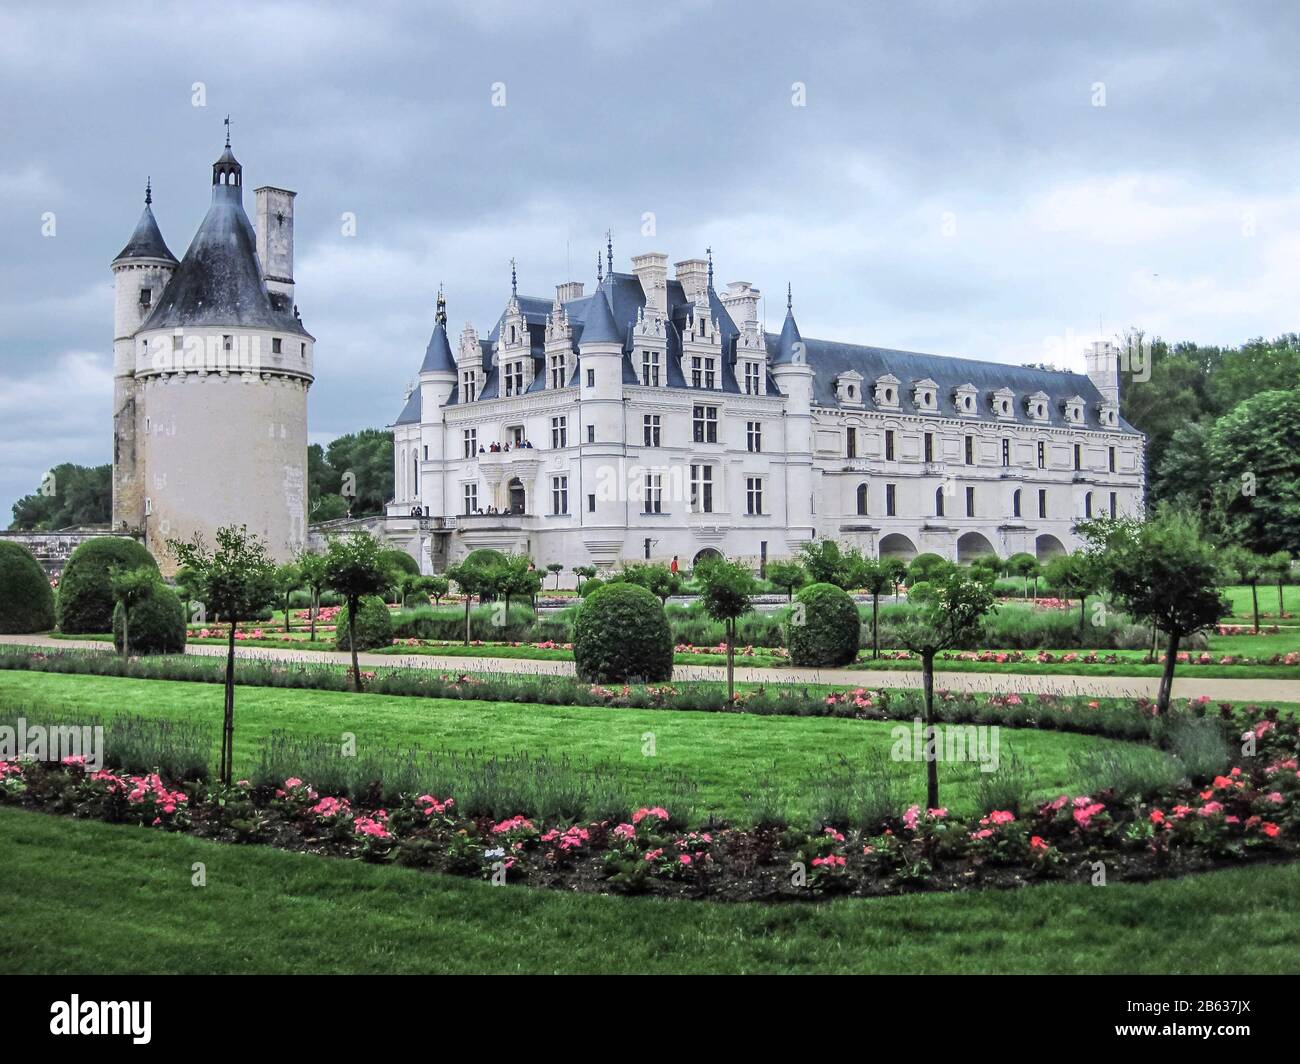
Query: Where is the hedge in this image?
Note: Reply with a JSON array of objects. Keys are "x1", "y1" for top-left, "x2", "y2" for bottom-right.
[
  {"x1": 787, "y1": 583, "x2": 860, "y2": 666},
  {"x1": 112, "y1": 584, "x2": 187, "y2": 655},
  {"x1": 573, "y1": 582, "x2": 673, "y2": 683},
  {"x1": 56, "y1": 537, "x2": 157, "y2": 634},
  {"x1": 0, "y1": 541, "x2": 55, "y2": 633},
  {"x1": 335, "y1": 596, "x2": 395, "y2": 651}
]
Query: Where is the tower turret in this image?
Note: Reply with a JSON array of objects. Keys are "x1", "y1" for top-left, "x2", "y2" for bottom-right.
[{"x1": 769, "y1": 285, "x2": 815, "y2": 545}]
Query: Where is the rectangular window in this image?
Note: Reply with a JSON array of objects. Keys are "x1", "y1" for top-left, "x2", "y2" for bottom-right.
[
  {"x1": 1002, "y1": 438, "x2": 1010, "y2": 466},
  {"x1": 847, "y1": 428, "x2": 857, "y2": 459},
  {"x1": 511, "y1": 426, "x2": 525, "y2": 447},
  {"x1": 462, "y1": 372, "x2": 477, "y2": 403},
  {"x1": 586, "y1": 424, "x2": 595, "y2": 444},
  {"x1": 587, "y1": 493, "x2": 596, "y2": 513},
  {"x1": 1038, "y1": 489, "x2": 1047, "y2": 519},
  {"x1": 641, "y1": 350, "x2": 660, "y2": 386},
  {"x1": 744, "y1": 362, "x2": 761, "y2": 394},
  {"x1": 885, "y1": 483, "x2": 897, "y2": 516},
  {"x1": 1110, "y1": 491, "x2": 1117, "y2": 517},
  {"x1": 423, "y1": 445, "x2": 428, "y2": 461},
  {"x1": 586, "y1": 368, "x2": 595, "y2": 388},
  {"x1": 139, "y1": 287, "x2": 152, "y2": 307},
  {"x1": 1074, "y1": 443, "x2": 1082, "y2": 471},
  {"x1": 504, "y1": 361, "x2": 524, "y2": 397},
  {"x1": 1108, "y1": 447, "x2": 1116, "y2": 473},
  {"x1": 924, "y1": 432, "x2": 934, "y2": 464},
  {"x1": 644, "y1": 472, "x2": 662, "y2": 514},
  {"x1": 551, "y1": 475, "x2": 569, "y2": 515},
  {"x1": 1037, "y1": 441, "x2": 1046, "y2": 469},
  {"x1": 746, "y1": 421, "x2": 762, "y2": 452},
  {"x1": 463, "y1": 483, "x2": 478, "y2": 515},
  {"x1": 1085, "y1": 492, "x2": 1093, "y2": 518},
  {"x1": 884, "y1": 430, "x2": 896, "y2": 461},
  {"x1": 690, "y1": 464, "x2": 714, "y2": 513},
  {"x1": 271, "y1": 337, "x2": 282, "y2": 354},
  {"x1": 643, "y1": 414, "x2": 661, "y2": 447},
  {"x1": 463, "y1": 429, "x2": 477, "y2": 458},
  {"x1": 550, "y1": 354, "x2": 567, "y2": 389},
  {"x1": 550, "y1": 416, "x2": 568, "y2": 449},
  {"x1": 964, "y1": 436, "x2": 974, "y2": 465},
  {"x1": 966, "y1": 485, "x2": 975, "y2": 517},
  {"x1": 746, "y1": 476, "x2": 764, "y2": 516},
  {"x1": 692, "y1": 405, "x2": 718, "y2": 443}
]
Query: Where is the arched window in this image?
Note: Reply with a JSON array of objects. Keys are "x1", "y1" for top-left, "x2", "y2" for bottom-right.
[
  {"x1": 1084, "y1": 491, "x2": 1093, "y2": 518},
  {"x1": 1013, "y1": 488, "x2": 1022, "y2": 518},
  {"x1": 935, "y1": 487, "x2": 945, "y2": 517},
  {"x1": 856, "y1": 483, "x2": 868, "y2": 515}
]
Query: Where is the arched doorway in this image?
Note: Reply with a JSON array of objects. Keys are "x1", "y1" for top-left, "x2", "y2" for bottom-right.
[
  {"x1": 507, "y1": 478, "x2": 526, "y2": 514},
  {"x1": 878, "y1": 533, "x2": 918, "y2": 561},
  {"x1": 1035, "y1": 533, "x2": 1065, "y2": 561},
  {"x1": 956, "y1": 531, "x2": 995, "y2": 563},
  {"x1": 692, "y1": 547, "x2": 723, "y2": 568}
]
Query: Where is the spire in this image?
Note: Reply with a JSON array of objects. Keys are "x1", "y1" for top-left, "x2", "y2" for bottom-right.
[
  {"x1": 224, "y1": 114, "x2": 231, "y2": 148},
  {"x1": 596, "y1": 250, "x2": 603, "y2": 283},
  {"x1": 212, "y1": 121, "x2": 242, "y2": 191},
  {"x1": 787, "y1": 281, "x2": 792, "y2": 311},
  {"x1": 510, "y1": 257, "x2": 517, "y2": 298},
  {"x1": 580, "y1": 286, "x2": 622, "y2": 346},
  {"x1": 420, "y1": 286, "x2": 455, "y2": 373},
  {"x1": 605, "y1": 229, "x2": 614, "y2": 278},
  {"x1": 113, "y1": 183, "x2": 177, "y2": 265},
  {"x1": 145, "y1": 177, "x2": 152, "y2": 206},
  {"x1": 771, "y1": 282, "x2": 803, "y2": 365},
  {"x1": 436, "y1": 284, "x2": 447, "y2": 326},
  {"x1": 707, "y1": 246, "x2": 714, "y2": 289}
]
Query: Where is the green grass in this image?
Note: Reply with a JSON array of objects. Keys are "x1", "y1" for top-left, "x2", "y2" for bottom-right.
[
  {"x1": 1222, "y1": 583, "x2": 1300, "y2": 623},
  {"x1": 1, "y1": 805, "x2": 1295, "y2": 974},
  {"x1": 0, "y1": 670, "x2": 1170, "y2": 823}
]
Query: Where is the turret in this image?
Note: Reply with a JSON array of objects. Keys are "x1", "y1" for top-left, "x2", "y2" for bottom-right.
[
  {"x1": 769, "y1": 285, "x2": 815, "y2": 543},
  {"x1": 1085, "y1": 339, "x2": 1120, "y2": 407}
]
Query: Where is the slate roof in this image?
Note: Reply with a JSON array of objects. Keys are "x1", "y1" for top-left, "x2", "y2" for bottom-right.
[
  {"x1": 419, "y1": 320, "x2": 456, "y2": 374},
  {"x1": 394, "y1": 387, "x2": 422, "y2": 425},
  {"x1": 113, "y1": 202, "x2": 177, "y2": 264}
]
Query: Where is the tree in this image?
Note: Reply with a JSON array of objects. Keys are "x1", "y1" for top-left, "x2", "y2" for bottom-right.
[
  {"x1": 418, "y1": 574, "x2": 449, "y2": 607},
  {"x1": 968, "y1": 553, "x2": 1003, "y2": 582},
  {"x1": 272, "y1": 563, "x2": 301, "y2": 634},
  {"x1": 9, "y1": 462, "x2": 111, "y2": 530},
  {"x1": 906, "y1": 552, "x2": 951, "y2": 587},
  {"x1": 295, "y1": 550, "x2": 329, "y2": 643},
  {"x1": 483, "y1": 554, "x2": 541, "y2": 615},
  {"x1": 799, "y1": 539, "x2": 851, "y2": 587},
  {"x1": 1263, "y1": 550, "x2": 1292, "y2": 618},
  {"x1": 446, "y1": 561, "x2": 486, "y2": 646},
  {"x1": 766, "y1": 560, "x2": 807, "y2": 602},
  {"x1": 619, "y1": 562, "x2": 682, "y2": 605},
  {"x1": 1005, "y1": 553, "x2": 1040, "y2": 599},
  {"x1": 859, "y1": 559, "x2": 893, "y2": 659},
  {"x1": 545, "y1": 562, "x2": 564, "y2": 590},
  {"x1": 894, "y1": 571, "x2": 996, "y2": 808},
  {"x1": 108, "y1": 565, "x2": 158, "y2": 659},
  {"x1": 1100, "y1": 512, "x2": 1229, "y2": 714},
  {"x1": 1220, "y1": 547, "x2": 1264, "y2": 634},
  {"x1": 323, "y1": 533, "x2": 391, "y2": 691},
  {"x1": 880, "y1": 556, "x2": 908, "y2": 602},
  {"x1": 694, "y1": 558, "x2": 757, "y2": 702},
  {"x1": 307, "y1": 429, "x2": 396, "y2": 518},
  {"x1": 1042, "y1": 551, "x2": 1102, "y2": 637},
  {"x1": 571, "y1": 565, "x2": 596, "y2": 593},
  {"x1": 168, "y1": 525, "x2": 277, "y2": 785}
]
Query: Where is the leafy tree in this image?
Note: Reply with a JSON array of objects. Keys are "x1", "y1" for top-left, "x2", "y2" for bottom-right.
[
  {"x1": 323, "y1": 533, "x2": 390, "y2": 690},
  {"x1": 894, "y1": 571, "x2": 996, "y2": 808},
  {"x1": 1220, "y1": 546, "x2": 1265, "y2": 633},
  {"x1": 545, "y1": 563, "x2": 564, "y2": 590},
  {"x1": 168, "y1": 526, "x2": 277, "y2": 785},
  {"x1": 619, "y1": 562, "x2": 682, "y2": 605},
  {"x1": 481, "y1": 554, "x2": 541, "y2": 615},
  {"x1": 799, "y1": 539, "x2": 850, "y2": 587},
  {"x1": 108, "y1": 565, "x2": 158, "y2": 659},
  {"x1": 880, "y1": 556, "x2": 908, "y2": 601},
  {"x1": 1262, "y1": 550, "x2": 1292, "y2": 618},
  {"x1": 295, "y1": 550, "x2": 329, "y2": 642},
  {"x1": 571, "y1": 565, "x2": 596, "y2": 592},
  {"x1": 694, "y1": 558, "x2": 757, "y2": 701},
  {"x1": 765, "y1": 560, "x2": 807, "y2": 602},
  {"x1": 307, "y1": 429, "x2": 396, "y2": 519},
  {"x1": 906, "y1": 552, "x2": 951, "y2": 587},
  {"x1": 446, "y1": 561, "x2": 487, "y2": 646},
  {"x1": 9, "y1": 462, "x2": 111, "y2": 530},
  {"x1": 968, "y1": 553, "x2": 1003, "y2": 583},
  {"x1": 1042, "y1": 551, "x2": 1102, "y2": 636},
  {"x1": 1005, "y1": 553, "x2": 1040, "y2": 598},
  {"x1": 418, "y1": 574, "x2": 449, "y2": 607},
  {"x1": 0, "y1": 541, "x2": 55, "y2": 633},
  {"x1": 1098, "y1": 512, "x2": 1229, "y2": 715},
  {"x1": 859, "y1": 559, "x2": 893, "y2": 659},
  {"x1": 272, "y1": 563, "x2": 301, "y2": 634}
]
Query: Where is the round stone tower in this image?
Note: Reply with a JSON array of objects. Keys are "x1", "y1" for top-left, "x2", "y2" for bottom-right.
[{"x1": 116, "y1": 135, "x2": 314, "y2": 570}]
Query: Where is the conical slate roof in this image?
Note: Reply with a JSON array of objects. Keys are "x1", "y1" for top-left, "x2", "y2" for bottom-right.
[
  {"x1": 114, "y1": 202, "x2": 177, "y2": 264},
  {"x1": 578, "y1": 283, "x2": 623, "y2": 346},
  {"x1": 770, "y1": 306, "x2": 802, "y2": 365}
]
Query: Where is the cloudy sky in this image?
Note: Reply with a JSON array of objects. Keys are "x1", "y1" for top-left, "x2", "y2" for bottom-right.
[{"x1": 3, "y1": 0, "x2": 1299, "y2": 521}]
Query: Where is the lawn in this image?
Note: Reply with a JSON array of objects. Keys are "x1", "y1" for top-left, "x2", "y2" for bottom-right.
[
  {"x1": 1221, "y1": 582, "x2": 1300, "y2": 623},
  {"x1": 1, "y1": 806, "x2": 1295, "y2": 974},
  {"x1": 0, "y1": 670, "x2": 1172, "y2": 823}
]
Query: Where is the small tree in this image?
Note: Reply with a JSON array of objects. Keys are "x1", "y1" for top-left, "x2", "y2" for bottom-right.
[
  {"x1": 571, "y1": 565, "x2": 596, "y2": 593},
  {"x1": 766, "y1": 559, "x2": 807, "y2": 602},
  {"x1": 323, "y1": 534, "x2": 391, "y2": 691},
  {"x1": 620, "y1": 562, "x2": 682, "y2": 605},
  {"x1": 295, "y1": 550, "x2": 329, "y2": 642},
  {"x1": 694, "y1": 558, "x2": 757, "y2": 702},
  {"x1": 446, "y1": 561, "x2": 486, "y2": 645},
  {"x1": 880, "y1": 556, "x2": 908, "y2": 602},
  {"x1": 1264, "y1": 550, "x2": 1292, "y2": 618},
  {"x1": 1043, "y1": 551, "x2": 1102, "y2": 637},
  {"x1": 169, "y1": 526, "x2": 277, "y2": 785},
  {"x1": 1101, "y1": 512, "x2": 1230, "y2": 714},
  {"x1": 1006, "y1": 552, "x2": 1040, "y2": 599},
  {"x1": 273, "y1": 562, "x2": 301, "y2": 634},
  {"x1": 895, "y1": 570, "x2": 996, "y2": 808},
  {"x1": 799, "y1": 539, "x2": 851, "y2": 587},
  {"x1": 421, "y1": 574, "x2": 450, "y2": 607},
  {"x1": 546, "y1": 563, "x2": 564, "y2": 590},
  {"x1": 1221, "y1": 546, "x2": 1264, "y2": 633},
  {"x1": 906, "y1": 552, "x2": 952, "y2": 587},
  {"x1": 860, "y1": 559, "x2": 892, "y2": 659},
  {"x1": 108, "y1": 565, "x2": 158, "y2": 660}
]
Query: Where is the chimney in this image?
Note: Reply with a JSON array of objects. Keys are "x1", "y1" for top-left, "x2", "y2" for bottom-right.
[
  {"x1": 674, "y1": 257, "x2": 709, "y2": 304},
  {"x1": 720, "y1": 280, "x2": 761, "y2": 331},
  {"x1": 254, "y1": 186, "x2": 296, "y2": 301},
  {"x1": 556, "y1": 281, "x2": 584, "y2": 305},
  {"x1": 631, "y1": 252, "x2": 668, "y2": 316},
  {"x1": 1085, "y1": 340, "x2": 1120, "y2": 406}
]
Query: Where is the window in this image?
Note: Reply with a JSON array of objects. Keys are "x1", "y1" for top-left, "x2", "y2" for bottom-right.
[
  {"x1": 964, "y1": 436, "x2": 975, "y2": 465},
  {"x1": 885, "y1": 483, "x2": 897, "y2": 516},
  {"x1": 423, "y1": 445, "x2": 428, "y2": 461},
  {"x1": 746, "y1": 421, "x2": 762, "y2": 452},
  {"x1": 586, "y1": 368, "x2": 595, "y2": 388},
  {"x1": 966, "y1": 485, "x2": 975, "y2": 517},
  {"x1": 924, "y1": 432, "x2": 934, "y2": 463},
  {"x1": 1108, "y1": 446, "x2": 1116, "y2": 473},
  {"x1": 643, "y1": 415, "x2": 661, "y2": 447},
  {"x1": 1002, "y1": 438, "x2": 1011, "y2": 467},
  {"x1": 550, "y1": 416, "x2": 568, "y2": 449},
  {"x1": 463, "y1": 429, "x2": 477, "y2": 458},
  {"x1": 689, "y1": 464, "x2": 714, "y2": 513},
  {"x1": 1073, "y1": 443, "x2": 1082, "y2": 471},
  {"x1": 271, "y1": 338, "x2": 282, "y2": 354},
  {"x1": 586, "y1": 425, "x2": 595, "y2": 443},
  {"x1": 511, "y1": 425, "x2": 525, "y2": 447},
  {"x1": 463, "y1": 483, "x2": 478, "y2": 514},
  {"x1": 1110, "y1": 491, "x2": 1117, "y2": 518},
  {"x1": 549, "y1": 354, "x2": 567, "y2": 389},
  {"x1": 935, "y1": 487, "x2": 945, "y2": 517},
  {"x1": 692, "y1": 405, "x2": 718, "y2": 444},
  {"x1": 551, "y1": 475, "x2": 569, "y2": 515},
  {"x1": 743, "y1": 361, "x2": 761, "y2": 394},
  {"x1": 139, "y1": 287, "x2": 152, "y2": 308},
  {"x1": 301, "y1": 343, "x2": 306, "y2": 357},
  {"x1": 462, "y1": 371, "x2": 477, "y2": 403},
  {"x1": 1037, "y1": 441, "x2": 1046, "y2": 469},
  {"x1": 641, "y1": 350, "x2": 661, "y2": 386},
  {"x1": 690, "y1": 356, "x2": 716, "y2": 389},
  {"x1": 746, "y1": 477, "x2": 764, "y2": 515},
  {"x1": 885, "y1": 430, "x2": 895, "y2": 461},
  {"x1": 222, "y1": 334, "x2": 232, "y2": 351},
  {"x1": 644, "y1": 472, "x2": 662, "y2": 514},
  {"x1": 1038, "y1": 489, "x2": 1047, "y2": 519},
  {"x1": 144, "y1": 497, "x2": 152, "y2": 515},
  {"x1": 504, "y1": 361, "x2": 525, "y2": 397},
  {"x1": 847, "y1": 428, "x2": 857, "y2": 459},
  {"x1": 1084, "y1": 491, "x2": 1093, "y2": 518},
  {"x1": 587, "y1": 493, "x2": 596, "y2": 513},
  {"x1": 1013, "y1": 488, "x2": 1022, "y2": 518},
  {"x1": 856, "y1": 483, "x2": 869, "y2": 515}
]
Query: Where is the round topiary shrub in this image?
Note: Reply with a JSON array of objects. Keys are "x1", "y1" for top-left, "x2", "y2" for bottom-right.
[
  {"x1": 787, "y1": 582, "x2": 861, "y2": 667},
  {"x1": 379, "y1": 548, "x2": 419, "y2": 578},
  {"x1": 335, "y1": 595, "x2": 395, "y2": 651},
  {"x1": 112, "y1": 584, "x2": 187, "y2": 655},
  {"x1": 577, "y1": 577, "x2": 604, "y2": 598},
  {"x1": 56, "y1": 536, "x2": 157, "y2": 634},
  {"x1": 463, "y1": 548, "x2": 506, "y2": 570},
  {"x1": 0, "y1": 541, "x2": 56, "y2": 633},
  {"x1": 573, "y1": 582, "x2": 673, "y2": 683}
]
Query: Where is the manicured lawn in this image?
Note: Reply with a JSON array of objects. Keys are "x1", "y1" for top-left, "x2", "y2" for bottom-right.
[
  {"x1": 1, "y1": 806, "x2": 1295, "y2": 974},
  {"x1": 0, "y1": 670, "x2": 1170, "y2": 823},
  {"x1": 1222, "y1": 582, "x2": 1300, "y2": 623}
]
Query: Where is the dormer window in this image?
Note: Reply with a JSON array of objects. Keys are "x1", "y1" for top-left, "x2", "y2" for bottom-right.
[
  {"x1": 992, "y1": 387, "x2": 1016, "y2": 420},
  {"x1": 873, "y1": 373, "x2": 900, "y2": 408},
  {"x1": 953, "y1": 383, "x2": 978, "y2": 416},
  {"x1": 1026, "y1": 391, "x2": 1050, "y2": 422},
  {"x1": 1097, "y1": 402, "x2": 1119, "y2": 428},
  {"x1": 1062, "y1": 395, "x2": 1086, "y2": 424},
  {"x1": 836, "y1": 369, "x2": 865, "y2": 406},
  {"x1": 912, "y1": 378, "x2": 939, "y2": 412}
]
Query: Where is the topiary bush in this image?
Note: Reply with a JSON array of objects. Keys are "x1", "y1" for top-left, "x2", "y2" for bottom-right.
[
  {"x1": 0, "y1": 541, "x2": 56, "y2": 633},
  {"x1": 573, "y1": 582, "x2": 673, "y2": 683},
  {"x1": 578, "y1": 577, "x2": 604, "y2": 598},
  {"x1": 463, "y1": 548, "x2": 506, "y2": 571},
  {"x1": 378, "y1": 549, "x2": 419, "y2": 578},
  {"x1": 55, "y1": 537, "x2": 157, "y2": 634},
  {"x1": 112, "y1": 584, "x2": 187, "y2": 655},
  {"x1": 335, "y1": 595, "x2": 395, "y2": 651},
  {"x1": 787, "y1": 582, "x2": 861, "y2": 666}
]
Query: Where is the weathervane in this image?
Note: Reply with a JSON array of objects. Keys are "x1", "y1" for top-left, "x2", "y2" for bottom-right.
[
  {"x1": 224, "y1": 114, "x2": 231, "y2": 148},
  {"x1": 510, "y1": 257, "x2": 517, "y2": 297}
]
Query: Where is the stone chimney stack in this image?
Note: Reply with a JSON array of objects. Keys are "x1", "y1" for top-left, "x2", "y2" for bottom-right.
[
  {"x1": 254, "y1": 186, "x2": 296, "y2": 302},
  {"x1": 720, "y1": 280, "x2": 761, "y2": 332},
  {"x1": 555, "y1": 281, "x2": 584, "y2": 304},
  {"x1": 674, "y1": 257, "x2": 709, "y2": 304},
  {"x1": 1085, "y1": 339, "x2": 1120, "y2": 406},
  {"x1": 631, "y1": 252, "x2": 668, "y2": 316}
]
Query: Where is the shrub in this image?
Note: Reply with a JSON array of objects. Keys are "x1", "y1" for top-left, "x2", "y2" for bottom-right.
[
  {"x1": 0, "y1": 541, "x2": 55, "y2": 633},
  {"x1": 379, "y1": 549, "x2": 419, "y2": 578},
  {"x1": 787, "y1": 583, "x2": 860, "y2": 666},
  {"x1": 463, "y1": 548, "x2": 507, "y2": 570},
  {"x1": 578, "y1": 577, "x2": 605, "y2": 598},
  {"x1": 334, "y1": 596, "x2": 395, "y2": 651},
  {"x1": 572, "y1": 582, "x2": 673, "y2": 683},
  {"x1": 56, "y1": 536, "x2": 157, "y2": 633},
  {"x1": 112, "y1": 583, "x2": 187, "y2": 655}
]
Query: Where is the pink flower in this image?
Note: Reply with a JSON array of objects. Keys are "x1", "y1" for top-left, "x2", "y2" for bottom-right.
[
  {"x1": 678, "y1": 854, "x2": 692, "y2": 866},
  {"x1": 632, "y1": 806, "x2": 669, "y2": 825},
  {"x1": 612, "y1": 823, "x2": 636, "y2": 841}
]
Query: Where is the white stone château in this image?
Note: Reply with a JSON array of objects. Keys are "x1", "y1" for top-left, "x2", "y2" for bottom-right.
[
  {"x1": 388, "y1": 248, "x2": 1144, "y2": 575},
  {"x1": 111, "y1": 134, "x2": 314, "y2": 570}
]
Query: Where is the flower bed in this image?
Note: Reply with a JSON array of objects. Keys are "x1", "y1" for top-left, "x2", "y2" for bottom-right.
[{"x1": 2, "y1": 706, "x2": 1296, "y2": 901}]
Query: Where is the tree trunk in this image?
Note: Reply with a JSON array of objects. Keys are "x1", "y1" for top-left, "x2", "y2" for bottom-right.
[
  {"x1": 1279, "y1": 580, "x2": 1286, "y2": 618},
  {"x1": 464, "y1": 595, "x2": 472, "y2": 646},
  {"x1": 309, "y1": 588, "x2": 318, "y2": 642},
  {"x1": 348, "y1": 599, "x2": 362, "y2": 692},
  {"x1": 726, "y1": 617, "x2": 735, "y2": 703},
  {"x1": 871, "y1": 593, "x2": 880, "y2": 659},
  {"x1": 1079, "y1": 593, "x2": 1087, "y2": 638},
  {"x1": 223, "y1": 623, "x2": 237, "y2": 786},
  {"x1": 1150, "y1": 623, "x2": 1158, "y2": 662},
  {"x1": 922, "y1": 650, "x2": 939, "y2": 809},
  {"x1": 120, "y1": 610, "x2": 130, "y2": 660},
  {"x1": 284, "y1": 595, "x2": 291, "y2": 634},
  {"x1": 1156, "y1": 630, "x2": 1180, "y2": 716},
  {"x1": 1251, "y1": 581, "x2": 1260, "y2": 633}
]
